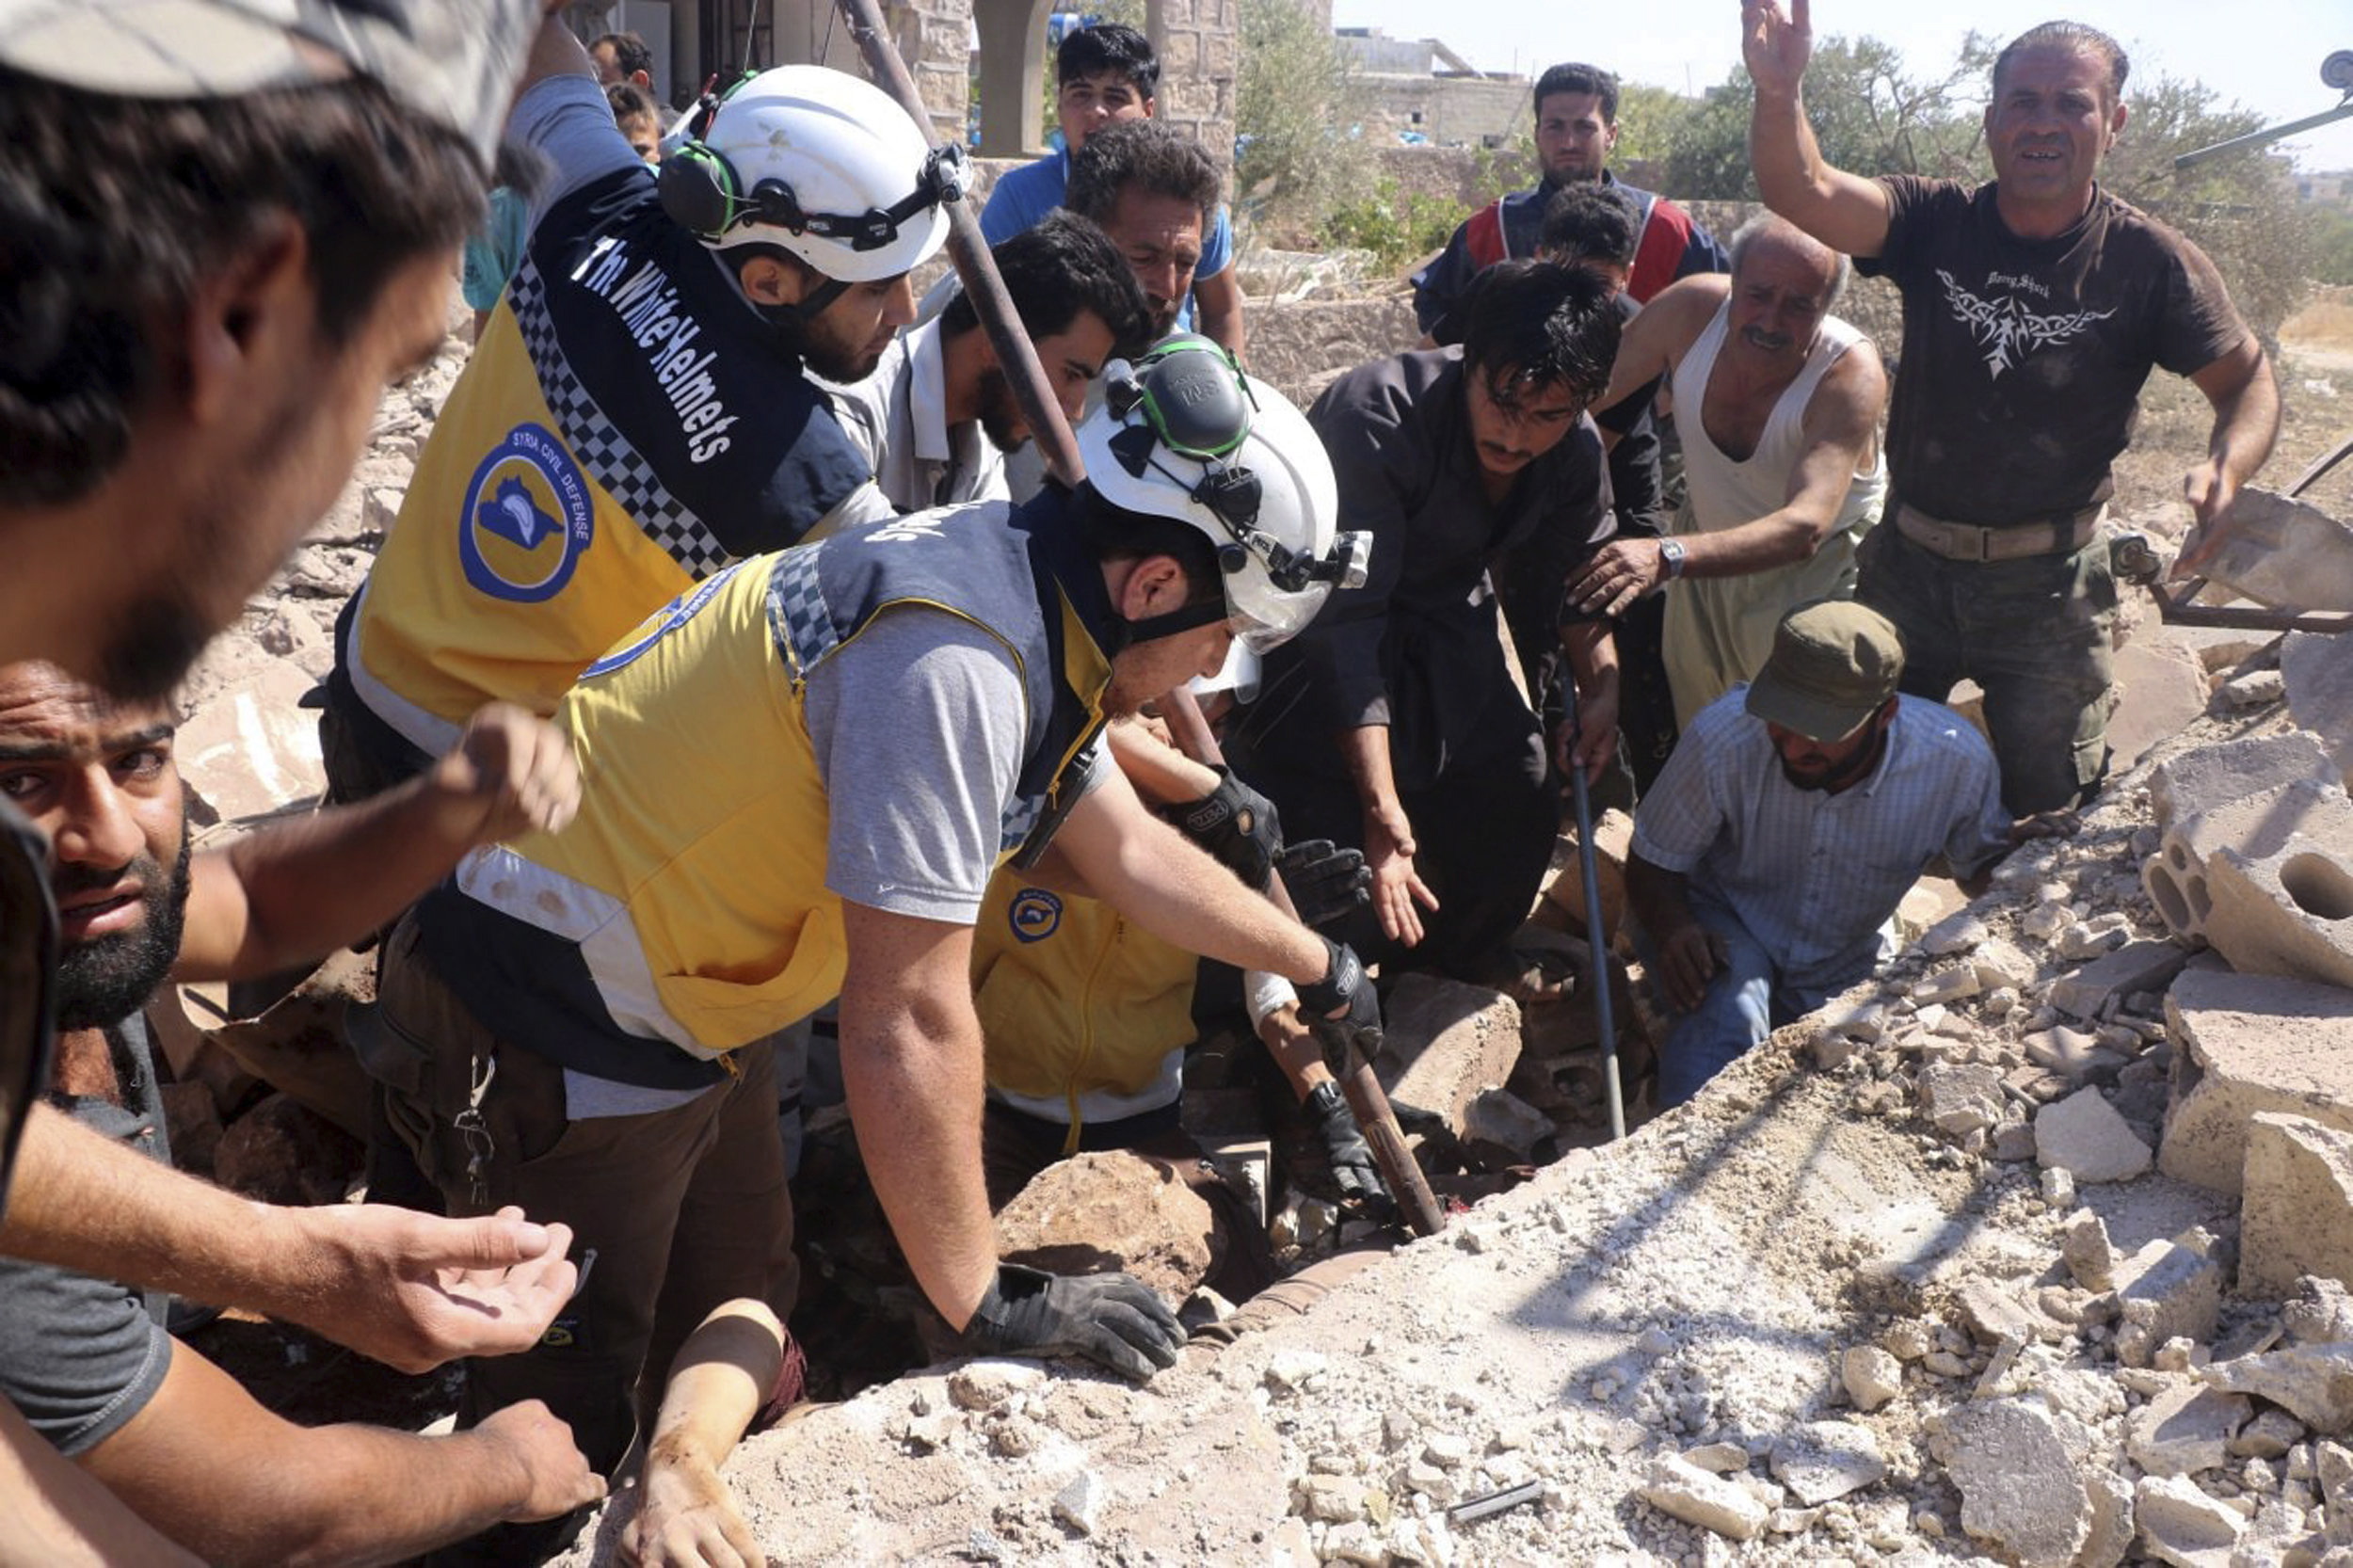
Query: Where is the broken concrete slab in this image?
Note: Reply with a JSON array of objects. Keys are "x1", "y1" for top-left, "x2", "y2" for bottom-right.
[
  {"x1": 2114, "y1": 1238, "x2": 2224, "y2": 1368},
  {"x1": 1929, "y1": 1395, "x2": 2094, "y2": 1567},
  {"x1": 2078, "y1": 1464, "x2": 2137, "y2": 1568},
  {"x1": 1918, "y1": 1063, "x2": 2009, "y2": 1136},
  {"x1": 1463, "y1": 1086, "x2": 1556, "y2": 1163},
  {"x1": 2200, "y1": 1343, "x2": 2353, "y2": 1433},
  {"x1": 2149, "y1": 729, "x2": 2341, "y2": 831},
  {"x1": 2135, "y1": 1471, "x2": 2247, "y2": 1566},
  {"x1": 2285, "y1": 629, "x2": 2353, "y2": 785},
  {"x1": 2125, "y1": 1383, "x2": 2251, "y2": 1477},
  {"x1": 1842, "y1": 1345, "x2": 1902, "y2": 1412},
  {"x1": 2052, "y1": 939, "x2": 2193, "y2": 1023},
  {"x1": 2110, "y1": 639, "x2": 2215, "y2": 773},
  {"x1": 996, "y1": 1151, "x2": 1220, "y2": 1300},
  {"x1": 2037, "y1": 1086, "x2": 2155, "y2": 1182},
  {"x1": 2242, "y1": 1114, "x2": 2353, "y2": 1297},
  {"x1": 1767, "y1": 1419, "x2": 1885, "y2": 1505},
  {"x1": 1529, "y1": 810, "x2": 1630, "y2": 940},
  {"x1": 2161, "y1": 968, "x2": 2353, "y2": 1194},
  {"x1": 1372, "y1": 975, "x2": 1523, "y2": 1140},
  {"x1": 2202, "y1": 837, "x2": 2353, "y2": 991},
  {"x1": 2193, "y1": 488, "x2": 2353, "y2": 616},
  {"x1": 2286, "y1": 1277, "x2": 2353, "y2": 1345},
  {"x1": 2228, "y1": 1405, "x2": 2307, "y2": 1458},
  {"x1": 1639, "y1": 1452, "x2": 1767, "y2": 1541}
]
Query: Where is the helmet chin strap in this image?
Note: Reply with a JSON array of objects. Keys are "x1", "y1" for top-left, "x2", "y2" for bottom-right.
[
  {"x1": 1121, "y1": 598, "x2": 1228, "y2": 647},
  {"x1": 711, "y1": 248, "x2": 849, "y2": 328}
]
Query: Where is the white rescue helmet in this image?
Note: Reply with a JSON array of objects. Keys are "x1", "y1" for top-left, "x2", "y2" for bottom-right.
[
  {"x1": 658, "y1": 64, "x2": 955, "y2": 282},
  {"x1": 1078, "y1": 338, "x2": 1366, "y2": 652}
]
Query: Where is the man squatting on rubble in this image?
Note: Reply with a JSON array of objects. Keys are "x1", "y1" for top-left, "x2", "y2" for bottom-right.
[
  {"x1": 365, "y1": 344, "x2": 1388, "y2": 1558},
  {"x1": 0, "y1": 0, "x2": 614, "y2": 1556},
  {"x1": 1566, "y1": 214, "x2": 1888, "y2": 728},
  {"x1": 1229, "y1": 262, "x2": 1623, "y2": 983},
  {"x1": 983, "y1": 22, "x2": 1246, "y2": 354},
  {"x1": 0, "y1": 666, "x2": 603, "y2": 1565},
  {"x1": 1627, "y1": 601, "x2": 2078, "y2": 1106},
  {"x1": 1745, "y1": 4, "x2": 2281, "y2": 814}
]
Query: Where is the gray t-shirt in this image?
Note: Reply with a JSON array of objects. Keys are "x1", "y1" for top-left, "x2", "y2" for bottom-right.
[{"x1": 0, "y1": 1016, "x2": 174, "y2": 1455}]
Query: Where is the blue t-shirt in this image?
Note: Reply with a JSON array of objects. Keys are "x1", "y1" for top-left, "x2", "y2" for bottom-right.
[
  {"x1": 978, "y1": 146, "x2": 1232, "y2": 333},
  {"x1": 460, "y1": 185, "x2": 532, "y2": 313}
]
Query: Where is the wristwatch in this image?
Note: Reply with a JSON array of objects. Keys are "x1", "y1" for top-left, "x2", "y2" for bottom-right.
[{"x1": 1657, "y1": 537, "x2": 1688, "y2": 582}]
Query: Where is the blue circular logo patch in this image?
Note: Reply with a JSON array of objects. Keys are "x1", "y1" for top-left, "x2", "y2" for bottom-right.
[
  {"x1": 458, "y1": 424, "x2": 593, "y2": 602},
  {"x1": 1008, "y1": 888, "x2": 1064, "y2": 943}
]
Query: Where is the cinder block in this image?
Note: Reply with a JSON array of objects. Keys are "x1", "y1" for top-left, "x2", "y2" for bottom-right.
[
  {"x1": 2145, "y1": 776, "x2": 2353, "y2": 943},
  {"x1": 2147, "y1": 730, "x2": 2338, "y2": 832},
  {"x1": 2241, "y1": 1112, "x2": 2353, "y2": 1297},
  {"x1": 2160, "y1": 968, "x2": 2353, "y2": 1194},
  {"x1": 2203, "y1": 837, "x2": 2353, "y2": 991}
]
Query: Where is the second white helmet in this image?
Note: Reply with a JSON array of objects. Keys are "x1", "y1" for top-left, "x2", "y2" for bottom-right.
[
  {"x1": 1078, "y1": 338, "x2": 1366, "y2": 652},
  {"x1": 659, "y1": 64, "x2": 954, "y2": 282}
]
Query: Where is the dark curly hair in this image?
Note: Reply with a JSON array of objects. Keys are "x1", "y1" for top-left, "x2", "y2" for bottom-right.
[
  {"x1": 1539, "y1": 183, "x2": 1641, "y2": 268},
  {"x1": 0, "y1": 68, "x2": 486, "y2": 507},
  {"x1": 1056, "y1": 24, "x2": 1160, "y2": 101},
  {"x1": 1064, "y1": 120, "x2": 1220, "y2": 230},
  {"x1": 1461, "y1": 260, "x2": 1621, "y2": 412}
]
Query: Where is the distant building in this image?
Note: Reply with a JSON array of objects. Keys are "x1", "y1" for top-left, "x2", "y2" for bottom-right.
[
  {"x1": 1336, "y1": 27, "x2": 1526, "y2": 149},
  {"x1": 2297, "y1": 169, "x2": 2353, "y2": 207}
]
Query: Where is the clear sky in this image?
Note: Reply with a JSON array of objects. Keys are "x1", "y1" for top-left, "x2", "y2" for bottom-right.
[{"x1": 1328, "y1": 0, "x2": 2353, "y2": 171}]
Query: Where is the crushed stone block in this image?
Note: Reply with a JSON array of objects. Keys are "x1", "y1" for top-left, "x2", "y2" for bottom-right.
[
  {"x1": 1373, "y1": 975, "x2": 1524, "y2": 1143},
  {"x1": 2286, "y1": 1277, "x2": 2353, "y2": 1345},
  {"x1": 2127, "y1": 1384, "x2": 2252, "y2": 1477},
  {"x1": 2201, "y1": 1343, "x2": 2353, "y2": 1433},
  {"x1": 2064, "y1": 1208, "x2": 2118, "y2": 1291},
  {"x1": 1929, "y1": 1395, "x2": 2094, "y2": 1567},
  {"x1": 2203, "y1": 835, "x2": 2353, "y2": 992},
  {"x1": 1769, "y1": 1419, "x2": 1886, "y2": 1505},
  {"x1": 1913, "y1": 966, "x2": 1984, "y2": 1005},
  {"x1": 2243, "y1": 1114, "x2": 2353, "y2": 1296},
  {"x1": 1918, "y1": 1063, "x2": 2008, "y2": 1136},
  {"x1": 997, "y1": 1150, "x2": 1220, "y2": 1300},
  {"x1": 2286, "y1": 629, "x2": 2353, "y2": 785},
  {"x1": 2036, "y1": 1085, "x2": 2154, "y2": 1182},
  {"x1": 1463, "y1": 1086, "x2": 1556, "y2": 1161},
  {"x1": 1973, "y1": 936, "x2": 2040, "y2": 991},
  {"x1": 1052, "y1": 1470, "x2": 1105, "y2": 1536},
  {"x1": 2229, "y1": 1405, "x2": 2307, "y2": 1459},
  {"x1": 1954, "y1": 1279, "x2": 2048, "y2": 1345},
  {"x1": 2115, "y1": 1239, "x2": 2224, "y2": 1368},
  {"x1": 2052, "y1": 939, "x2": 2193, "y2": 1023},
  {"x1": 2144, "y1": 777, "x2": 2352, "y2": 944},
  {"x1": 2135, "y1": 1472, "x2": 2247, "y2": 1566},
  {"x1": 1530, "y1": 812, "x2": 1631, "y2": 939},
  {"x1": 2078, "y1": 1463, "x2": 2137, "y2": 1568},
  {"x1": 2196, "y1": 488, "x2": 2353, "y2": 616},
  {"x1": 2150, "y1": 730, "x2": 2340, "y2": 831},
  {"x1": 2161, "y1": 968, "x2": 2353, "y2": 1195},
  {"x1": 1843, "y1": 1346, "x2": 1902, "y2": 1412},
  {"x1": 1640, "y1": 1453, "x2": 1768, "y2": 1541}
]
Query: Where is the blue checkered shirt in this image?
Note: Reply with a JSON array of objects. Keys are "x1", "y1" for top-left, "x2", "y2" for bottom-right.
[{"x1": 1631, "y1": 688, "x2": 2010, "y2": 990}]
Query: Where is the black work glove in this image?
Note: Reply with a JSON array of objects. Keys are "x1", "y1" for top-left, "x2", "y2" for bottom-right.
[
  {"x1": 960, "y1": 1263, "x2": 1184, "y2": 1382},
  {"x1": 1273, "y1": 839, "x2": 1372, "y2": 929},
  {"x1": 1297, "y1": 936, "x2": 1384, "y2": 1066},
  {"x1": 1169, "y1": 766, "x2": 1283, "y2": 888},
  {"x1": 1303, "y1": 1080, "x2": 1389, "y2": 1212}
]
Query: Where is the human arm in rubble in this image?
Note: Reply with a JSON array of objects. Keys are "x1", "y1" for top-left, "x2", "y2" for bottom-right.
[
  {"x1": 172, "y1": 703, "x2": 577, "y2": 983},
  {"x1": 622, "y1": 1300, "x2": 787, "y2": 1568},
  {"x1": 1624, "y1": 850, "x2": 1724, "y2": 1015},
  {"x1": 1953, "y1": 809, "x2": 2081, "y2": 898},
  {"x1": 0, "y1": 1112, "x2": 580, "y2": 1372},
  {"x1": 74, "y1": 1346, "x2": 599, "y2": 1568},
  {"x1": 1571, "y1": 321, "x2": 1885, "y2": 615}
]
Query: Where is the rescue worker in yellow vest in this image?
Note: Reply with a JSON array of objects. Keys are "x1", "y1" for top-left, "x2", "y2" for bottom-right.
[
  {"x1": 323, "y1": 18, "x2": 938, "y2": 800},
  {"x1": 365, "y1": 343, "x2": 1380, "y2": 1562}
]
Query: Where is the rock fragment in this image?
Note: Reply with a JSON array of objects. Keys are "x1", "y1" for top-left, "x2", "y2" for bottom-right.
[
  {"x1": 2115, "y1": 1239, "x2": 2224, "y2": 1368},
  {"x1": 2126, "y1": 1384, "x2": 2252, "y2": 1477},
  {"x1": 1929, "y1": 1396, "x2": 2094, "y2": 1567},
  {"x1": 2240, "y1": 1113, "x2": 2353, "y2": 1296},
  {"x1": 1843, "y1": 1345, "x2": 1903, "y2": 1412},
  {"x1": 1769, "y1": 1419, "x2": 1886, "y2": 1505},
  {"x1": 2064, "y1": 1208, "x2": 2118, "y2": 1290},
  {"x1": 2200, "y1": 1343, "x2": 2353, "y2": 1432},
  {"x1": 2035, "y1": 1085, "x2": 2153, "y2": 1182},
  {"x1": 1639, "y1": 1453, "x2": 1767, "y2": 1542},
  {"x1": 1918, "y1": 1063, "x2": 2007, "y2": 1136},
  {"x1": 2134, "y1": 1472, "x2": 2246, "y2": 1566},
  {"x1": 1051, "y1": 1471, "x2": 1104, "y2": 1536}
]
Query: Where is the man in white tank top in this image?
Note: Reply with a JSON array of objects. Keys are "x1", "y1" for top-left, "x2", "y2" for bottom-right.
[{"x1": 1568, "y1": 216, "x2": 1888, "y2": 728}]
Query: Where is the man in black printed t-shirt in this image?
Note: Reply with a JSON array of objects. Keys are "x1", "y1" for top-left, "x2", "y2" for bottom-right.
[{"x1": 1742, "y1": 7, "x2": 2279, "y2": 813}]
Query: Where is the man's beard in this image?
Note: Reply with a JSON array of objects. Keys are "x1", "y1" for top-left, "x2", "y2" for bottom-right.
[
  {"x1": 1778, "y1": 727, "x2": 1887, "y2": 794},
  {"x1": 54, "y1": 831, "x2": 192, "y2": 1032},
  {"x1": 974, "y1": 367, "x2": 1026, "y2": 452}
]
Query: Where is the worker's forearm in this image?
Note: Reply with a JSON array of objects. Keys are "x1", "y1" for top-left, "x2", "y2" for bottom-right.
[
  {"x1": 839, "y1": 1001, "x2": 996, "y2": 1329},
  {"x1": 1674, "y1": 511, "x2": 1829, "y2": 578},
  {"x1": 1337, "y1": 724, "x2": 1402, "y2": 824},
  {"x1": 2207, "y1": 352, "x2": 2280, "y2": 488},
  {"x1": 1749, "y1": 84, "x2": 1827, "y2": 215},
  {"x1": 222, "y1": 1425, "x2": 549, "y2": 1568},
  {"x1": 1101, "y1": 822, "x2": 1329, "y2": 983},
  {"x1": 1624, "y1": 855, "x2": 1696, "y2": 941},
  {"x1": 1562, "y1": 623, "x2": 1620, "y2": 692},
  {"x1": 2, "y1": 1400, "x2": 200, "y2": 1566}
]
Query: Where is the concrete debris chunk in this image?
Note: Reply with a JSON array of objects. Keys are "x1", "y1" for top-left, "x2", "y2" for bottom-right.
[
  {"x1": 2126, "y1": 1383, "x2": 2253, "y2": 1477},
  {"x1": 2052, "y1": 939, "x2": 2193, "y2": 1023},
  {"x1": 1679, "y1": 1441, "x2": 1749, "y2": 1474},
  {"x1": 1373, "y1": 975, "x2": 1525, "y2": 1143},
  {"x1": 2194, "y1": 488, "x2": 2353, "y2": 616},
  {"x1": 2227, "y1": 1405, "x2": 2306, "y2": 1459},
  {"x1": 2110, "y1": 639, "x2": 2215, "y2": 773},
  {"x1": 1913, "y1": 966, "x2": 1984, "y2": 1005},
  {"x1": 1918, "y1": 1063, "x2": 2009, "y2": 1136},
  {"x1": 1463, "y1": 1086, "x2": 1556, "y2": 1161},
  {"x1": 2077, "y1": 1463, "x2": 2137, "y2": 1568},
  {"x1": 1531, "y1": 811, "x2": 1631, "y2": 939},
  {"x1": 1929, "y1": 1396, "x2": 2094, "y2": 1567},
  {"x1": 2144, "y1": 776, "x2": 2351, "y2": 944},
  {"x1": 1954, "y1": 1280, "x2": 2048, "y2": 1346},
  {"x1": 1920, "y1": 910, "x2": 1990, "y2": 956},
  {"x1": 2150, "y1": 731, "x2": 2339, "y2": 830},
  {"x1": 2285, "y1": 628, "x2": 2353, "y2": 783},
  {"x1": 2203, "y1": 838, "x2": 2353, "y2": 992},
  {"x1": 2063, "y1": 1208, "x2": 2118, "y2": 1290},
  {"x1": 2114, "y1": 1239, "x2": 2224, "y2": 1368},
  {"x1": 2285, "y1": 1277, "x2": 2353, "y2": 1346},
  {"x1": 2160, "y1": 968, "x2": 2353, "y2": 1195},
  {"x1": 1639, "y1": 1453, "x2": 1768, "y2": 1542},
  {"x1": 1052, "y1": 1470, "x2": 1105, "y2": 1536},
  {"x1": 1293, "y1": 1473, "x2": 1365, "y2": 1524},
  {"x1": 2200, "y1": 1343, "x2": 2353, "y2": 1433},
  {"x1": 1973, "y1": 936, "x2": 2040, "y2": 991},
  {"x1": 947, "y1": 1360, "x2": 1044, "y2": 1413},
  {"x1": 2035, "y1": 1085, "x2": 2154, "y2": 1182},
  {"x1": 1768, "y1": 1418, "x2": 1886, "y2": 1505},
  {"x1": 2242, "y1": 1114, "x2": 2353, "y2": 1296},
  {"x1": 2134, "y1": 1472, "x2": 2247, "y2": 1566},
  {"x1": 997, "y1": 1150, "x2": 1220, "y2": 1299}
]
